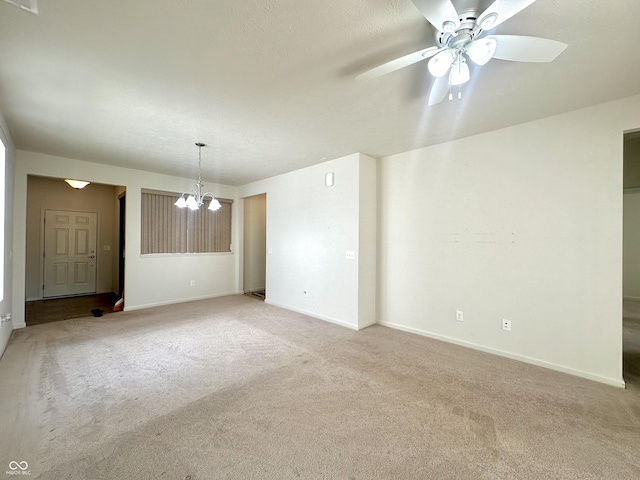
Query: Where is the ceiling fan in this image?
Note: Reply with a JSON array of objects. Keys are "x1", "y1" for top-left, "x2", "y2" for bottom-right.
[{"x1": 356, "y1": 0, "x2": 567, "y2": 105}]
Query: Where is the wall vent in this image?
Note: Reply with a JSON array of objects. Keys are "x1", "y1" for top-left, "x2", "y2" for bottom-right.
[{"x1": 3, "y1": 0, "x2": 38, "y2": 14}]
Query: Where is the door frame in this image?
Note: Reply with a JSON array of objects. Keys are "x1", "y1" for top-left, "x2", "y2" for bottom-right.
[
  {"x1": 118, "y1": 192, "x2": 125, "y2": 296},
  {"x1": 242, "y1": 193, "x2": 267, "y2": 295}
]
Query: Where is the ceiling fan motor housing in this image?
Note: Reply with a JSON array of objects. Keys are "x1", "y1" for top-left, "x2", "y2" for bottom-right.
[{"x1": 435, "y1": 9, "x2": 483, "y2": 49}]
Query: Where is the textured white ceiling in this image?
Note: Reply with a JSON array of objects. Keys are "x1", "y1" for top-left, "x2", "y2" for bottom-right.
[{"x1": 1, "y1": 0, "x2": 639, "y2": 185}]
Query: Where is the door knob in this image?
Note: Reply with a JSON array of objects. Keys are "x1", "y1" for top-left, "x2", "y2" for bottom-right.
[{"x1": 88, "y1": 255, "x2": 96, "y2": 259}]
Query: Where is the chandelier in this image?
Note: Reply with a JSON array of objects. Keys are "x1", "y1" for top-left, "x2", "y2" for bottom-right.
[{"x1": 174, "y1": 142, "x2": 222, "y2": 211}]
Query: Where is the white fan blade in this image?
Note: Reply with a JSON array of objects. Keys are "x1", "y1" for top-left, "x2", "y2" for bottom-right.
[
  {"x1": 428, "y1": 76, "x2": 450, "y2": 106},
  {"x1": 356, "y1": 46, "x2": 440, "y2": 80},
  {"x1": 411, "y1": 0, "x2": 460, "y2": 32},
  {"x1": 488, "y1": 35, "x2": 567, "y2": 63},
  {"x1": 477, "y1": 0, "x2": 537, "y2": 31}
]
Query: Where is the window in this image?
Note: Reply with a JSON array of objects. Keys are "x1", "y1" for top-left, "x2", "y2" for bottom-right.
[
  {"x1": 140, "y1": 189, "x2": 232, "y2": 254},
  {"x1": 0, "y1": 138, "x2": 4, "y2": 301}
]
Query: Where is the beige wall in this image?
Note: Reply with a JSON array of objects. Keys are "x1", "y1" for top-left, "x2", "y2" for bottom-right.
[
  {"x1": 25, "y1": 175, "x2": 120, "y2": 299},
  {"x1": 243, "y1": 194, "x2": 266, "y2": 293}
]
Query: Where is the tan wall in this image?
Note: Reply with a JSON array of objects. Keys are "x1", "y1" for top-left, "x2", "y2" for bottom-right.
[
  {"x1": 25, "y1": 175, "x2": 120, "y2": 299},
  {"x1": 243, "y1": 194, "x2": 266, "y2": 292}
]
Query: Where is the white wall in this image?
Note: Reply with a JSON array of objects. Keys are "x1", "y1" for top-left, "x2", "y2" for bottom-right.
[
  {"x1": 25, "y1": 176, "x2": 120, "y2": 300},
  {"x1": 378, "y1": 94, "x2": 640, "y2": 388},
  {"x1": 243, "y1": 194, "x2": 266, "y2": 292},
  {"x1": 358, "y1": 158, "x2": 377, "y2": 329},
  {"x1": 623, "y1": 190, "x2": 640, "y2": 299},
  {"x1": 0, "y1": 112, "x2": 14, "y2": 358},
  {"x1": 13, "y1": 151, "x2": 241, "y2": 328},
  {"x1": 239, "y1": 153, "x2": 376, "y2": 330}
]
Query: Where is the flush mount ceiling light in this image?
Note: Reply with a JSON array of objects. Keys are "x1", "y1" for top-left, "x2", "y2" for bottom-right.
[
  {"x1": 64, "y1": 179, "x2": 90, "y2": 189},
  {"x1": 174, "y1": 143, "x2": 222, "y2": 211},
  {"x1": 357, "y1": 0, "x2": 568, "y2": 105}
]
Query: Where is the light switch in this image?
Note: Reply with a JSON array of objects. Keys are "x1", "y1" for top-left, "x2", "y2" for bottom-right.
[
  {"x1": 345, "y1": 251, "x2": 355, "y2": 260},
  {"x1": 268, "y1": 248, "x2": 273, "y2": 254}
]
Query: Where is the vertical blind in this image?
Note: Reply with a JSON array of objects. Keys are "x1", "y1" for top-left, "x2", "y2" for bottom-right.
[{"x1": 141, "y1": 189, "x2": 233, "y2": 254}]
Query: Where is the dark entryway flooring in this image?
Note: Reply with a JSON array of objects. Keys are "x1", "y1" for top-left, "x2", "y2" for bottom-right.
[{"x1": 26, "y1": 293, "x2": 119, "y2": 326}]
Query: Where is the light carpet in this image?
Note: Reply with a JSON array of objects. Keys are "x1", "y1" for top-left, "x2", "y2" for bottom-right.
[{"x1": 1, "y1": 295, "x2": 639, "y2": 479}]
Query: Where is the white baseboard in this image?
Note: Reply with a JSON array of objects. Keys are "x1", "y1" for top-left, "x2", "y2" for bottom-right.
[
  {"x1": 125, "y1": 291, "x2": 243, "y2": 312},
  {"x1": 378, "y1": 321, "x2": 626, "y2": 389},
  {"x1": 13, "y1": 322, "x2": 27, "y2": 330},
  {"x1": 265, "y1": 300, "x2": 359, "y2": 331},
  {"x1": 358, "y1": 320, "x2": 377, "y2": 330}
]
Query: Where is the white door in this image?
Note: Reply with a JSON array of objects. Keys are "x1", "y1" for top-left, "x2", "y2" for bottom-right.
[{"x1": 43, "y1": 210, "x2": 97, "y2": 298}]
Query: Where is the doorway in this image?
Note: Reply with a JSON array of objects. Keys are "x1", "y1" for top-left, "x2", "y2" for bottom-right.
[
  {"x1": 118, "y1": 193, "x2": 126, "y2": 296},
  {"x1": 622, "y1": 130, "x2": 640, "y2": 385},
  {"x1": 243, "y1": 193, "x2": 266, "y2": 299},
  {"x1": 25, "y1": 176, "x2": 125, "y2": 324}
]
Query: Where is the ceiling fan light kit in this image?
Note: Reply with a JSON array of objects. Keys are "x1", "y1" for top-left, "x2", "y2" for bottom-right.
[
  {"x1": 467, "y1": 37, "x2": 497, "y2": 66},
  {"x1": 449, "y1": 57, "x2": 470, "y2": 86},
  {"x1": 357, "y1": 0, "x2": 568, "y2": 105},
  {"x1": 428, "y1": 49, "x2": 455, "y2": 77}
]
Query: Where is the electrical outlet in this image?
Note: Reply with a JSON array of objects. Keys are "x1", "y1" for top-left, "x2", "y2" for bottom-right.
[
  {"x1": 502, "y1": 319, "x2": 511, "y2": 331},
  {"x1": 190, "y1": 280, "x2": 195, "y2": 287},
  {"x1": 303, "y1": 290, "x2": 308, "y2": 297},
  {"x1": 456, "y1": 310, "x2": 464, "y2": 322}
]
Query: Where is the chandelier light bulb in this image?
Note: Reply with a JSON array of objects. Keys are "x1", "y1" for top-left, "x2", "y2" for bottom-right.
[
  {"x1": 208, "y1": 198, "x2": 222, "y2": 211},
  {"x1": 174, "y1": 142, "x2": 222, "y2": 211},
  {"x1": 186, "y1": 195, "x2": 199, "y2": 210}
]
